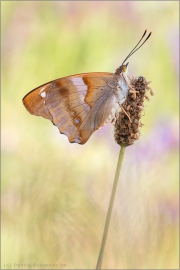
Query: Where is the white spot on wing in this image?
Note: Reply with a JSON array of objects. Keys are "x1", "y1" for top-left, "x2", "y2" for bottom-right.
[
  {"x1": 70, "y1": 77, "x2": 88, "y2": 102},
  {"x1": 70, "y1": 77, "x2": 90, "y2": 112},
  {"x1": 40, "y1": 92, "x2": 46, "y2": 98},
  {"x1": 70, "y1": 77, "x2": 87, "y2": 87}
]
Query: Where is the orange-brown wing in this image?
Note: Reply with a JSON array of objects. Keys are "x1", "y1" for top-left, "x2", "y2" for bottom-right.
[
  {"x1": 23, "y1": 72, "x2": 117, "y2": 144},
  {"x1": 23, "y1": 82, "x2": 53, "y2": 121}
]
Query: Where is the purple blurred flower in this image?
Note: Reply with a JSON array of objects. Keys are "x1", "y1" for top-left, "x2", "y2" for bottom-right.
[
  {"x1": 127, "y1": 116, "x2": 179, "y2": 163},
  {"x1": 159, "y1": 198, "x2": 179, "y2": 223}
]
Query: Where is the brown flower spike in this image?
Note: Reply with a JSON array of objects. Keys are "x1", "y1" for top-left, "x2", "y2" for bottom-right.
[{"x1": 114, "y1": 76, "x2": 154, "y2": 146}]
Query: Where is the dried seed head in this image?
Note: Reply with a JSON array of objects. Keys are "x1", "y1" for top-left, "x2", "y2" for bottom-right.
[{"x1": 114, "y1": 76, "x2": 153, "y2": 146}]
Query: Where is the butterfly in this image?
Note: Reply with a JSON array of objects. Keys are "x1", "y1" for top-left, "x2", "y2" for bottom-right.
[{"x1": 23, "y1": 30, "x2": 151, "y2": 144}]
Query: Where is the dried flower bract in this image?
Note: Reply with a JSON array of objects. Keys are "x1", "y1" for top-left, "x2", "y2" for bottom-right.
[{"x1": 114, "y1": 76, "x2": 154, "y2": 146}]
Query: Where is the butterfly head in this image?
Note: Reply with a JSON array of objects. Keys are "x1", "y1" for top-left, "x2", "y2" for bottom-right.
[
  {"x1": 115, "y1": 62, "x2": 129, "y2": 75},
  {"x1": 120, "y1": 62, "x2": 129, "y2": 73}
]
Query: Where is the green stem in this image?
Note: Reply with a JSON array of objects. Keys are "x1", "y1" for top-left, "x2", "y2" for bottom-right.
[{"x1": 96, "y1": 145, "x2": 126, "y2": 269}]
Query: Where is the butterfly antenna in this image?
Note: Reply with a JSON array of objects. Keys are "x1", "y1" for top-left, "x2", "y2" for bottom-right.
[
  {"x1": 122, "y1": 29, "x2": 147, "y2": 64},
  {"x1": 122, "y1": 30, "x2": 152, "y2": 64},
  {"x1": 125, "y1": 32, "x2": 152, "y2": 60}
]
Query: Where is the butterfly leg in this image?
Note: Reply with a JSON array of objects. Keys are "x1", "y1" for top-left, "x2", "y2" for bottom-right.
[
  {"x1": 118, "y1": 102, "x2": 132, "y2": 123},
  {"x1": 122, "y1": 73, "x2": 139, "y2": 100}
]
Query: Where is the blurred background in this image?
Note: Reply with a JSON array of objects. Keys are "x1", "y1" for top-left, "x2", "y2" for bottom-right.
[{"x1": 1, "y1": 1, "x2": 179, "y2": 269}]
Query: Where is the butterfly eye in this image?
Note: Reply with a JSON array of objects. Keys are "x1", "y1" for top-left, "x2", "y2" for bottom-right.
[{"x1": 120, "y1": 65, "x2": 127, "y2": 72}]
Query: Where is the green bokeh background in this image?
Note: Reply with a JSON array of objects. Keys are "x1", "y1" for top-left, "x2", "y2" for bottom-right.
[{"x1": 2, "y1": 1, "x2": 179, "y2": 269}]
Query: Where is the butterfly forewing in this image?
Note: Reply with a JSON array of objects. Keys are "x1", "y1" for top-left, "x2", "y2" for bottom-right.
[{"x1": 23, "y1": 72, "x2": 117, "y2": 144}]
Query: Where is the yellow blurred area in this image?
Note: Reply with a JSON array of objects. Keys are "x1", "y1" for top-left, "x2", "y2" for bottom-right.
[{"x1": 1, "y1": 1, "x2": 179, "y2": 269}]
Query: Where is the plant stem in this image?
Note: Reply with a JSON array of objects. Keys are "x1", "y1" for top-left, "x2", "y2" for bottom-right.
[{"x1": 96, "y1": 145, "x2": 126, "y2": 269}]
